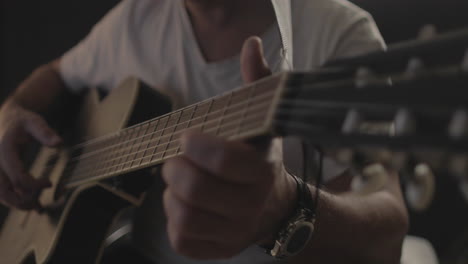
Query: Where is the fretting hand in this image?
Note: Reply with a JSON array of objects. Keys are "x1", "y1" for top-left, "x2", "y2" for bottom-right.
[{"x1": 161, "y1": 37, "x2": 298, "y2": 259}]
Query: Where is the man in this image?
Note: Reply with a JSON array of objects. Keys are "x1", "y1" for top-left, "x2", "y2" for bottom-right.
[{"x1": 0, "y1": 0, "x2": 408, "y2": 263}]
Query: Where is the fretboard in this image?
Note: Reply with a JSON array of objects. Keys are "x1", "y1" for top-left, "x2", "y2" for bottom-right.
[{"x1": 64, "y1": 74, "x2": 286, "y2": 188}]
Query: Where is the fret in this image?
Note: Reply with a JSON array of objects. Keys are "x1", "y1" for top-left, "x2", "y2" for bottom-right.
[
  {"x1": 161, "y1": 111, "x2": 183, "y2": 160},
  {"x1": 139, "y1": 119, "x2": 160, "y2": 166},
  {"x1": 238, "y1": 114, "x2": 266, "y2": 134},
  {"x1": 91, "y1": 133, "x2": 120, "y2": 177},
  {"x1": 215, "y1": 91, "x2": 234, "y2": 136},
  {"x1": 176, "y1": 105, "x2": 198, "y2": 154},
  {"x1": 253, "y1": 80, "x2": 273, "y2": 96},
  {"x1": 88, "y1": 136, "x2": 117, "y2": 177},
  {"x1": 178, "y1": 106, "x2": 196, "y2": 125},
  {"x1": 141, "y1": 120, "x2": 163, "y2": 164},
  {"x1": 124, "y1": 124, "x2": 147, "y2": 170},
  {"x1": 200, "y1": 99, "x2": 215, "y2": 133},
  {"x1": 116, "y1": 126, "x2": 141, "y2": 172},
  {"x1": 231, "y1": 88, "x2": 251, "y2": 105},
  {"x1": 150, "y1": 116, "x2": 170, "y2": 162},
  {"x1": 130, "y1": 123, "x2": 151, "y2": 168},
  {"x1": 106, "y1": 132, "x2": 132, "y2": 175},
  {"x1": 218, "y1": 118, "x2": 243, "y2": 138},
  {"x1": 203, "y1": 97, "x2": 231, "y2": 134},
  {"x1": 192, "y1": 101, "x2": 212, "y2": 119},
  {"x1": 210, "y1": 96, "x2": 231, "y2": 112},
  {"x1": 236, "y1": 84, "x2": 257, "y2": 137}
]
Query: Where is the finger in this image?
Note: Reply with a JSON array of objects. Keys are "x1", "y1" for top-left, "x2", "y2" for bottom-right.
[
  {"x1": 0, "y1": 172, "x2": 22, "y2": 207},
  {"x1": 180, "y1": 132, "x2": 273, "y2": 184},
  {"x1": 162, "y1": 157, "x2": 265, "y2": 217},
  {"x1": 23, "y1": 112, "x2": 62, "y2": 147},
  {"x1": 0, "y1": 143, "x2": 51, "y2": 192},
  {"x1": 163, "y1": 189, "x2": 245, "y2": 259},
  {"x1": 240, "y1": 36, "x2": 272, "y2": 84},
  {"x1": 0, "y1": 171, "x2": 41, "y2": 210}
]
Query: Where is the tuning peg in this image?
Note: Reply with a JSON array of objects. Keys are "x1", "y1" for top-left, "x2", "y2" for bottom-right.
[
  {"x1": 417, "y1": 24, "x2": 437, "y2": 40},
  {"x1": 462, "y1": 49, "x2": 468, "y2": 72},
  {"x1": 355, "y1": 67, "x2": 377, "y2": 89},
  {"x1": 342, "y1": 109, "x2": 363, "y2": 134},
  {"x1": 405, "y1": 163, "x2": 436, "y2": 212},
  {"x1": 405, "y1": 57, "x2": 425, "y2": 78},
  {"x1": 448, "y1": 155, "x2": 468, "y2": 203},
  {"x1": 394, "y1": 109, "x2": 416, "y2": 136},
  {"x1": 351, "y1": 163, "x2": 389, "y2": 195},
  {"x1": 449, "y1": 155, "x2": 468, "y2": 178},
  {"x1": 460, "y1": 179, "x2": 468, "y2": 204},
  {"x1": 449, "y1": 109, "x2": 468, "y2": 139}
]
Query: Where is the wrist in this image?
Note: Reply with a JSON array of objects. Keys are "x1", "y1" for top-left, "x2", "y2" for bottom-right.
[
  {"x1": 257, "y1": 167, "x2": 298, "y2": 246},
  {"x1": 262, "y1": 173, "x2": 318, "y2": 259}
]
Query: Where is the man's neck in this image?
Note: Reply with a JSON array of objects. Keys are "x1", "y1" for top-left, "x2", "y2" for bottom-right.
[
  {"x1": 183, "y1": 0, "x2": 276, "y2": 62},
  {"x1": 185, "y1": 0, "x2": 272, "y2": 27}
]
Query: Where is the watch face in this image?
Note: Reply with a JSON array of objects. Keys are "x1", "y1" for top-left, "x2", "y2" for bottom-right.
[{"x1": 286, "y1": 222, "x2": 314, "y2": 255}]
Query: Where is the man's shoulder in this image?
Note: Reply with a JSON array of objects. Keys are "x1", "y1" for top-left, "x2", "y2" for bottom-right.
[
  {"x1": 290, "y1": 0, "x2": 383, "y2": 68},
  {"x1": 292, "y1": 0, "x2": 372, "y2": 25}
]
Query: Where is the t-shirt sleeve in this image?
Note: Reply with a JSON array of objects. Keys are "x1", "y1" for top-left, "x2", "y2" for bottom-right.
[
  {"x1": 59, "y1": 1, "x2": 131, "y2": 93},
  {"x1": 330, "y1": 13, "x2": 386, "y2": 60}
]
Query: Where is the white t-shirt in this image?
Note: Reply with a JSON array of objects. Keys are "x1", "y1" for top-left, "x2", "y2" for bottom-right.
[{"x1": 60, "y1": 0, "x2": 385, "y2": 263}]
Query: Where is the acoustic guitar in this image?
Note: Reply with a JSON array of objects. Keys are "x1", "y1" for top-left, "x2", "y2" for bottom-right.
[{"x1": 1, "y1": 29, "x2": 467, "y2": 264}]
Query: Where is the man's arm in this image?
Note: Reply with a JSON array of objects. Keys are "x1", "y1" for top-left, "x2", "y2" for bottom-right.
[
  {"x1": 7, "y1": 60, "x2": 65, "y2": 113},
  {"x1": 0, "y1": 59, "x2": 68, "y2": 209},
  {"x1": 291, "y1": 170, "x2": 409, "y2": 264},
  {"x1": 161, "y1": 37, "x2": 408, "y2": 264}
]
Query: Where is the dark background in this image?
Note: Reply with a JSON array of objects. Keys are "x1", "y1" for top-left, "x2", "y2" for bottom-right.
[{"x1": 1, "y1": 0, "x2": 468, "y2": 263}]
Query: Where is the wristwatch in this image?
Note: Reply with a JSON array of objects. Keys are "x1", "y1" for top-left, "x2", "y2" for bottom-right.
[{"x1": 268, "y1": 175, "x2": 316, "y2": 259}]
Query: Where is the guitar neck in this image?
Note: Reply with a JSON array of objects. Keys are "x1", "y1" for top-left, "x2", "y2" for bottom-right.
[{"x1": 63, "y1": 74, "x2": 288, "y2": 188}]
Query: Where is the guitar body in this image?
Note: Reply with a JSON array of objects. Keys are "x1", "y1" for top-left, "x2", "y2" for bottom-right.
[{"x1": 0, "y1": 78, "x2": 171, "y2": 264}]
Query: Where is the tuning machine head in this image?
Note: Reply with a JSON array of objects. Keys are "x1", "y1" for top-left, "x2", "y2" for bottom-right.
[
  {"x1": 462, "y1": 48, "x2": 468, "y2": 72},
  {"x1": 351, "y1": 163, "x2": 389, "y2": 195},
  {"x1": 405, "y1": 58, "x2": 425, "y2": 78},
  {"x1": 342, "y1": 109, "x2": 363, "y2": 134},
  {"x1": 354, "y1": 67, "x2": 392, "y2": 89},
  {"x1": 449, "y1": 155, "x2": 468, "y2": 179},
  {"x1": 394, "y1": 108, "x2": 417, "y2": 136},
  {"x1": 355, "y1": 67, "x2": 377, "y2": 89},
  {"x1": 449, "y1": 109, "x2": 468, "y2": 139},
  {"x1": 418, "y1": 24, "x2": 437, "y2": 40},
  {"x1": 405, "y1": 163, "x2": 436, "y2": 212}
]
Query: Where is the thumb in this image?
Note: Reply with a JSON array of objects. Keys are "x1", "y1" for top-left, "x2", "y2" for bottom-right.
[
  {"x1": 241, "y1": 36, "x2": 271, "y2": 84},
  {"x1": 23, "y1": 113, "x2": 62, "y2": 147}
]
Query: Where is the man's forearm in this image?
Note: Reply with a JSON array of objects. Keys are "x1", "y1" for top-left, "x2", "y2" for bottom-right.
[
  {"x1": 291, "y1": 172, "x2": 409, "y2": 264},
  {"x1": 7, "y1": 60, "x2": 67, "y2": 113}
]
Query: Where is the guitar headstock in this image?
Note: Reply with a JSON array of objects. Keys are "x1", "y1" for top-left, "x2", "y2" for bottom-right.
[{"x1": 272, "y1": 28, "x2": 468, "y2": 209}]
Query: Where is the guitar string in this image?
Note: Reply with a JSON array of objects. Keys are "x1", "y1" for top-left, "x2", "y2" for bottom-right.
[
  {"x1": 66, "y1": 108, "x2": 272, "y2": 181},
  {"x1": 66, "y1": 111, "x2": 328, "y2": 187},
  {"x1": 65, "y1": 112, "x2": 275, "y2": 186},
  {"x1": 65, "y1": 67, "x2": 468, "y2": 184},
  {"x1": 65, "y1": 97, "x2": 275, "y2": 174},
  {"x1": 66, "y1": 89, "x2": 276, "y2": 162},
  {"x1": 70, "y1": 65, "x2": 464, "y2": 158},
  {"x1": 64, "y1": 92, "x2": 343, "y2": 180},
  {"x1": 68, "y1": 80, "x2": 277, "y2": 151},
  {"x1": 64, "y1": 114, "x2": 332, "y2": 187}
]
